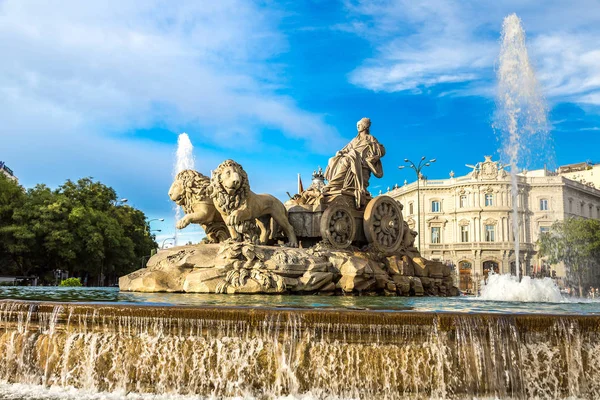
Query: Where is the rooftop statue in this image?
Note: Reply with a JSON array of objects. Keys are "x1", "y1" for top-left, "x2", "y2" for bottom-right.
[{"x1": 323, "y1": 117, "x2": 385, "y2": 208}]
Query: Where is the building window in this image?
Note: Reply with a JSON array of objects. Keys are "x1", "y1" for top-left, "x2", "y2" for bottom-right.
[
  {"x1": 460, "y1": 225, "x2": 469, "y2": 242},
  {"x1": 431, "y1": 200, "x2": 440, "y2": 213},
  {"x1": 485, "y1": 193, "x2": 494, "y2": 207},
  {"x1": 409, "y1": 202, "x2": 414, "y2": 215},
  {"x1": 485, "y1": 225, "x2": 495, "y2": 242},
  {"x1": 540, "y1": 226, "x2": 550, "y2": 236},
  {"x1": 431, "y1": 227, "x2": 441, "y2": 244},
  {"x1": 569, "y1": 199, "x2": 573, "y2": 213},
  {"x1": 590, "y1": 205, "x2": 593, "y2": 217},
  {"x1": 540, "y1": 199, "x2": 548, "y2": 211},
  {"x1": 460, "y1": 195, "x2": 467, "y2": 208}
]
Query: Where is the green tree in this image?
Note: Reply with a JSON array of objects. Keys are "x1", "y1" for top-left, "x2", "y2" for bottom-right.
[
  {"x1": 0, "y1": 174, "x2": 27, "y2": 274},
  {"x1": 1, "y1": 175, "x2": 157, "y2": 285},
  {"x1": 59, "y1": 277, "x2": 82, "y2": 287},
  {"x1": 538, "y1": 217, "x2": 600, "y2": 296}
]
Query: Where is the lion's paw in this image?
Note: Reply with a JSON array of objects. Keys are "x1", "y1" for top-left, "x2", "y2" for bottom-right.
[{"x1": 176, "y1": 220, "x2": 189, "y2": 229}]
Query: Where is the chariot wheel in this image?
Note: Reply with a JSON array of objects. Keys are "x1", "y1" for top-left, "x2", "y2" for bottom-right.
[
  {"x1": 363, "y1": 196, "x2": 404, "y2": 255},
  {"x1": 320, "y1": 204, "x2": 356, "y2": 249}
]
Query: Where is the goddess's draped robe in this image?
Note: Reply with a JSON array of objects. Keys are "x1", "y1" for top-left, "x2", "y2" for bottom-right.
[{"x1": 324, "y1": 132, "x2": 385, "y2": 208}]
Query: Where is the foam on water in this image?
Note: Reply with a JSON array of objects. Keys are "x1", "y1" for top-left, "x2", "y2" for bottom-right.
[
  {"x1": 173, "y1": 133, "x2": 195, "y2": 246},
  {"x1": 479, "y1": 273, "x2": 565, "y2": 302},
  {"x1": 0, "y1": 383, "x2": 331, "y2": 400}
]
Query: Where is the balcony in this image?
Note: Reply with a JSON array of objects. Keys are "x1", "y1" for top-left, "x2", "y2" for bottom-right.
[{"x1": 426, "y1": 242, "x2": 535, "y2": 252}]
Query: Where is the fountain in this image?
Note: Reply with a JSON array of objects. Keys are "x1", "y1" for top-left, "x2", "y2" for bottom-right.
[
  {"x1": 495, "y1": 14, "x2": 550, "y2": 280},
  {"x1": 2, "y1": 14, "x2": 599, "y2": 400},
  {"x1": 173, "y1": 133, "x2": 195, "y2": 246}
]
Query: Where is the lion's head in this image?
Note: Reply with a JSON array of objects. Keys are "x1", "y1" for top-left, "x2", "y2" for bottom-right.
[
  {"x1": 168, "y1": 170, "x2": 211, "y2": 213},
  {"x1": 211, "y1": 160, "x2": 250, "y2": 213}
]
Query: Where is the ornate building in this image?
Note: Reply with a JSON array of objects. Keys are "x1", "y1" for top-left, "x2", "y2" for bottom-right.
[
  {"x1": 387, "y1": 156, "x2": 600, "y2": 292},
  {"x1": 0, "y1": 161, "x2": 17, "y2": 182}
]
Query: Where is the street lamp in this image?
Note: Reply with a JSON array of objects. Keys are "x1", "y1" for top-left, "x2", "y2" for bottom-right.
[
  {"x1": 398, "y1": 156, "x2": 436, "y2": 252},
  {"x1": 113, "y1": 198, "x2": 128, "y2": 206},
  {"x1": 146, "y1": 218, "x2": 164, "y2": 235},
  {"x1": 162, "y1": 237, "x2": 175, "y2": 249}
]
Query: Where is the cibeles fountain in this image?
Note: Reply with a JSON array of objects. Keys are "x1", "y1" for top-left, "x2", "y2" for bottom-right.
[
  {"x1": 2, "y1": 13, "x2": 600, "y2": 400},
  {"x1": 120, "y1": 117, "x2": 459, "y2": 296}
]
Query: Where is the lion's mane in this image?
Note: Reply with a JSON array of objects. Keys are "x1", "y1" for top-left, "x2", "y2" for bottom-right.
[
  {"x1": 211, "y1": 159, "x2": 250, "y2": 214},
  {"x1": 174, "y1": 170, "x2": 212, "y2": 214}
]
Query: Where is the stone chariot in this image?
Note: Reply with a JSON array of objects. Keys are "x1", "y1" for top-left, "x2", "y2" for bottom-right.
[{"x1": 287, "y1": 194, "x2": 404, "y2": 255}]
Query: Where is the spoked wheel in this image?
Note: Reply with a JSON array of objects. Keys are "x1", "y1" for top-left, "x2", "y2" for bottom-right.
[
  {"x1": 320, "y1": 204, "x2": 356, "y2": 249},
  {"x1": 363, "y1": 196, "x2": 404, "y2": 255}
]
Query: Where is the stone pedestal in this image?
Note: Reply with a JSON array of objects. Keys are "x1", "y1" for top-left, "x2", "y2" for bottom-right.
[{"x1": 120, "y1": 242, "x2": 460, "y2": 297}]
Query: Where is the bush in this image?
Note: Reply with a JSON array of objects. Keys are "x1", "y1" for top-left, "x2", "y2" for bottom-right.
[{"x1": 59, "y1": 277, "x2": 82, "y2": 287}]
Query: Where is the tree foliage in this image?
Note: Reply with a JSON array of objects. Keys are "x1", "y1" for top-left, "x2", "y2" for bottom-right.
[
  {"x1": 538, "y1": 217, "x2": 600, "y2": 296},
  {"x1": 59, "y1": 277, "x2": 82, "y2": 287},
  {"x1": 0, "y1": 174, "x2": 157, "y2": 285}
]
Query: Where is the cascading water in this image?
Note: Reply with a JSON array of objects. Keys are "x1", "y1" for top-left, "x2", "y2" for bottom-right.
[
  {"x1": 173, "y1": 133, "x2": 195, "y2": 246},
  {"x1": 495, "y1": 14, "x2": 549, "y2": 280},
  {"x1": 1, "y1": 300, "x2": 600, "y2": 399}
]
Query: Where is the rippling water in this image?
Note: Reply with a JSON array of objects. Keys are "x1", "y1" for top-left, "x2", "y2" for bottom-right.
[{"x1": 1, "y1": 286, "x2": 599, "y2": 315}]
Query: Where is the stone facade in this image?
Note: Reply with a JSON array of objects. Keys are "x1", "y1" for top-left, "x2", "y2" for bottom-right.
[
  {"x1": 387, "y1": 156, "x2": 600, "y2": 292},
  {"x1": 0, "y1": 161, "x2": 17, "y2": 182}
]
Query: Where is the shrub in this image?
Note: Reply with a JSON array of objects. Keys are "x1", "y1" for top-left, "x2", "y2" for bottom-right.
[{"x1": 59, "y1": 277, "x2": 82, "y2": 287}]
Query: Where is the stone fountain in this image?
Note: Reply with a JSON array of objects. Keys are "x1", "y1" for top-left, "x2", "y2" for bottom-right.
[{"x1": 119, "y1": 118, "x2": 459, "y2": 296}]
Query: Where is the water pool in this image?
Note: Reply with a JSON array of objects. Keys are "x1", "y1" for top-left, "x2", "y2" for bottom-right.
[{"x1": 1, "y1": 286, "x2": 599, "y2": 315}]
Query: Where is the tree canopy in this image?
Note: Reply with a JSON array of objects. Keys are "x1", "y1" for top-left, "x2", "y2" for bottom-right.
[
  {"x1": 538, "y1": 217, "x2": 600, "y2": 296},
  {"x1": 0, "y1": 174, "x2": 157, "y2": 285}
]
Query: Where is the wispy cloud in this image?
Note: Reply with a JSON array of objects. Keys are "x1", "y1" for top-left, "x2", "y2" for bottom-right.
[{"x1": 343, "y1": 0, "x2": 600, "y2": 104}]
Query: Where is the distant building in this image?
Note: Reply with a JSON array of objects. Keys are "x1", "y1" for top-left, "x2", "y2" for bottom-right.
[
  {"x1": 388, "y1": 156, "x2": 600, "y2": 292},
  {"x1": 527, "y1": 161, "x2": 600, "y2": 190},
  {"x1": 0, "y1": 161, "x2": 17, "y2": 182}
]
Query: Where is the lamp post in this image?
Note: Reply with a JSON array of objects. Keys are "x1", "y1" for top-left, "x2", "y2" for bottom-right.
[
  {"x1": 146, "y1": 218, "x2": 164, "y2": 234},
  {"x1": 398, "y1": 156, "x2": 436, "y2": 252},
  {"x1": 113, "y1": 198, "x2": 128, "y2": 206},
  {"x1": 162, "y1": 237, "x2": 175, "y2": 249}
]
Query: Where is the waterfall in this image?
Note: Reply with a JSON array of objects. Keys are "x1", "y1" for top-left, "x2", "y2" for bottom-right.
[
  {"x1": 2, "y1": 300, "x2": 600, "y2": 399},
  {"x1": 495, "y1": 14, "x2": 549, "y2": 279},
  {"x1": 173, "y1": 133, "x2": 195, "y2": 247}
]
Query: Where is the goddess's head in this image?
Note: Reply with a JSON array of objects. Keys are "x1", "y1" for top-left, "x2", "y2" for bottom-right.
[{"x1": 357, "y1": 117, "x2": 371, "y2": 133}]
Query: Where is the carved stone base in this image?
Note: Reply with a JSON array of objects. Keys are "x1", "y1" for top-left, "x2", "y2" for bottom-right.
[{"x1": 120, "y1": 242, "x2": 460, "y2": 297}]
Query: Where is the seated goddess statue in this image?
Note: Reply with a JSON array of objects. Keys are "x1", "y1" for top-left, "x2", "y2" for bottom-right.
[{"x1": 323, "y1": 118, "x2": 385, "y2": 208}]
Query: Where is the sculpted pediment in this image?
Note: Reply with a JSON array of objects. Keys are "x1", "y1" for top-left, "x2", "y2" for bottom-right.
[{"x1": 426, "y1": 216, "x2": 448, "y2": 226}]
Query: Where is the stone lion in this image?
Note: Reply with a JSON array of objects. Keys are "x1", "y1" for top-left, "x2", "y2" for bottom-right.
[
  {"x1": 168, "y1": 169, "x2": 229, "y2": 243},
  {"x1": 211, "y1": 160, "x2": 298, "y2": 247}
]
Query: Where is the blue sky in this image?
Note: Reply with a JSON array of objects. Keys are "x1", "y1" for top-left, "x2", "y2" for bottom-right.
[{"x1": 1, "y1": 0, "x2": 600, "y2": 244}]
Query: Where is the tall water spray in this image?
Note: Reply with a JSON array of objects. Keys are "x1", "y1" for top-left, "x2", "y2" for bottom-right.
[
  {"x1": 173, "y1": 133, "x2": 195, "y2": 246},
  {"x1": 495, "y1": 14, "x2": 549, "y2": 279}
]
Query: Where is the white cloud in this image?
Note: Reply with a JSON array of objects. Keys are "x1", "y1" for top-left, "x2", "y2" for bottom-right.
[
  {"x1": 0, "y1": 0, "x2": 340, "y2": 154},
  {"x1": 344, "y1": 0, "x2": 600, "y2": 104},
  {"x1": 0, "y1": 0, "x2": 345, "y2": 243}
]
